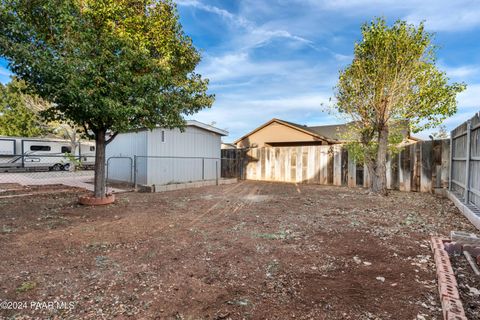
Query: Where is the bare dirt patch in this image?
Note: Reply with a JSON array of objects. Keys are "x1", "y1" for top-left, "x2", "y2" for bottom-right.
[{"x1": 0, "y1": 181, "x2": 476, "y2": 319}]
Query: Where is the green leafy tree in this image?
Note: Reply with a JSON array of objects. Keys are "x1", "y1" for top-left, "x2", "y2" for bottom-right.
[
  {"x1": 0, "y1": 0, "x2": 214, "y2": 198},
  {"x1": 0, "y1": 78, "x2": 49, "y2": 137},
  {"x1": 335, "y1": 18, "x2": 465, "y2": 195}
]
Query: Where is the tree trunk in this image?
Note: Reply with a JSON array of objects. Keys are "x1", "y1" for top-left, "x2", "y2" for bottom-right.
[
  {"x1": 372, "y1": 125, "x2": 389, "y2": 195},
  {"x1": 93, "y1": 129, "x2": 106, "y2": 198}
]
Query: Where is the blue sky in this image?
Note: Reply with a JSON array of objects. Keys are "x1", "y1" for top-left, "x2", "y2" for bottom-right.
[{"x1": 1, "y1": 0, "x2": 480, "y2": 141}]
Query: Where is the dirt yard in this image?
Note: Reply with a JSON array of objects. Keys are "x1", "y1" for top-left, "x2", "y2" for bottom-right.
[{"x1": 0, "y1": 181, "x2": 477, "y2": 319}]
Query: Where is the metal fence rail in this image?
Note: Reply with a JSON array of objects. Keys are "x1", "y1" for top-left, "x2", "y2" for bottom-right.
[
  {"x1": 0, "y1": 154, "x2": 95, "y2": 191},
  {"x1": 105, "y1": 155, "x2": 236, "y2": 190},
  {"x1": 0, "y1": 154, "x2": 96, "y2": 172},
  {"x1": 450, "y1": 112, "x2": 480, "y2": 210}
]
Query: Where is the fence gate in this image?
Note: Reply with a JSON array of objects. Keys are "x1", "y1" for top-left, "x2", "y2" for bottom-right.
[{"x1": 106, "y1": 156, "x2": 134, "y2": 191}]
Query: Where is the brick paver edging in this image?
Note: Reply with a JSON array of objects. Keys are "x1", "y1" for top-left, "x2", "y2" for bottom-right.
[{"x1": 430, "y1": 237, "x2": 467, "y2": 320}]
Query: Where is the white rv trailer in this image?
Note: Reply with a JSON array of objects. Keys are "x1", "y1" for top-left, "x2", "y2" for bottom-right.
[{"x1": 0, "y1": 136, "x2": 95, "y2": 171}]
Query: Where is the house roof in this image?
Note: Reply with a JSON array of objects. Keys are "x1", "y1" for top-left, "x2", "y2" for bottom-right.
[
  {"x1": 279, "y1": 120, "x2": 349, "y2": 142},
  {"x1": 234, "y1": 118, "x2": 345, "y2": 144},
  {"x1": 235, "y1": 118, "x2": 422, "y2": 145}
]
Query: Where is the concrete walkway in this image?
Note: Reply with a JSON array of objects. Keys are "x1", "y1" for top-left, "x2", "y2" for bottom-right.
[{"x1": 0, "y1": 171, "x2": 127, "y2": 193}]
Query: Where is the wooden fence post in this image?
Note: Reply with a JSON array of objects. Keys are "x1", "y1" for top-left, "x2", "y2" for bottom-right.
[
  {"x1": 363, "y1": 163, "x2": 370, "y2": 188},
  {"x1": 441, "y1": 139, "x2": 449, "y2": 189},
  {"x1": 333, "y1": 145, "x2": 342, "y2": 186},
  {"x1": 347, "y1": 155, "x2": 356, "y2": 187},
  {"x1": 465, "y1": 120, "x2": 472, "y2": 204},
  {"x1": 420, "y1": 141, "x2": 433, "y2": 193},
  {"x1": 449, "y1": 134, "x2": 453, "y2": 191}
]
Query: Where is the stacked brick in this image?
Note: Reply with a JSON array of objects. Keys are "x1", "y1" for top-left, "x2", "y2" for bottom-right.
[
  {"x1": 430, "y1": 237, "x2": 467, "y2": 320},
  {"x1": 450, "y1": 231, "x2": 480, "y2": 267}
]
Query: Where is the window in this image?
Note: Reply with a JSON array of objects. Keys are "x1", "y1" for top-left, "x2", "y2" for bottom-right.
[
  {"x1": 161, "y1": 130, "x2": 165, "y2": 143},
  {"x1": 30, "y1": 145, "x2": 51, "y2": 151},
  {"x1": 61, "y1": 146, "x2": 72, "y2": 153},
  {"x1": 90, "y1": 146, "x2": 95, "y2": 152}
]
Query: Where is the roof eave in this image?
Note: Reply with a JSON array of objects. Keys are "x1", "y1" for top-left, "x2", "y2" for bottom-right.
[{"x1": 234, "y1": 118, "x2": 336, "y2": 144}]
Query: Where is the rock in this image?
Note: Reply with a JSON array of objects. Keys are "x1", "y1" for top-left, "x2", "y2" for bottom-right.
[{"x1": 467, "y1": 285, "x2": 480, "y2": 296}]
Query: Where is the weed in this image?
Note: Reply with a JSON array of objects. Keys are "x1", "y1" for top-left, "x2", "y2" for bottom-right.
[
  {"x1": 86, "y1": 242, "x2": 111, "y2": 251},
  {"x1": 16, "y1": 281, "x2": 36, "y2": 293},
  {"x1": 95, "y1": 255, "x2": 118, "y2": 269},
  {"x1": 265, "y1": 259, "x2": 279, "y2": 278},
  {"x1": 254, "y1": 230, "x2": 288, "y2": 240},
  {"x1": 2, "y1": 225, "x2": 15, "y2": 233}
]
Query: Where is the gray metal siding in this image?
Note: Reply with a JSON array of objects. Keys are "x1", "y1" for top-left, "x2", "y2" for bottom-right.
[
  {"x1": 106, "y1": 131, "x2": 148, "y2": 184},
  {"x1": 106, "y1": 126, "x2": 222, "y2": 186},
  {"x1": 145, "y1": 127, "x2": 221, "y2": 185}
]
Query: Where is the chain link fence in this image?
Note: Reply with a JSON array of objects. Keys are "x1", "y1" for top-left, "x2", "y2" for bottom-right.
[
  {"x1": 1, "y1": 154, "x2": 237, "y2": 193},
  {"x1": 0, "y1": 155, "x2": 95, "y2": 190},
  {"x1": 106, "y1": 155, "x2": 237, "y2": 190}
]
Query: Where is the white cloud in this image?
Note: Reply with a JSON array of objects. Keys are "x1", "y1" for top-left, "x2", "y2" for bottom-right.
[
  {"x1": 177, "y1": 0, "x2": 318, "y2": 51},
  {"x1": 442, "y1": 65, "x2": 480, "y2": 80},
  {"x1": 457, "y1": 83, "x2": 480, "y2": 109},
  {"x1": 404, "y1": 2, "x2": 480, "y2": 32},
  {"x1": 191, "y1": 91, "x2": 336, "y2": 141},
  {"x1": 198, "y1": 52, "x2": 325, "y2": 84},
  {"x1": 290, "y1": 0, "x2": 480, "y2": 32},
  {"x1": 176, "y1": 0, "x2": 250, "y2": 28},
  {"x1": 0, "y1": 65, "x2": 11, "y2": 77}
]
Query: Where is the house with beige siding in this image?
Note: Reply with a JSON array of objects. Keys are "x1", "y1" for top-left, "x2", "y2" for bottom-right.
[
  {"x1": 234, "y1": 118, "x2": 419, "y2": 148},
  {"x1": 234, "y1": 119, "x2": 348, "y2": 148}
]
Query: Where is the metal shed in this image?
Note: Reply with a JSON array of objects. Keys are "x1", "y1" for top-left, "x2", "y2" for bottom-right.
[{"x1": 106, "y1": 120, "x2": 228, "y2": 186}]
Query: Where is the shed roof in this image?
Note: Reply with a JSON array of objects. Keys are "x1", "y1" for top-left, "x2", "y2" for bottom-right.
[
  {"x1": 186, "y1": 120, "x2": 228, "y2": 136},
  {"x1": 117, "y1": 120, "x2": 228, "y2": 136}
]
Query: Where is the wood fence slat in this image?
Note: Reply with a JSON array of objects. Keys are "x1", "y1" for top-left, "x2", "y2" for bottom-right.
[
  {"x1": 223, "y1": 140, "x2": 452, "y2": 194},
  {"x1": 420, "y1": 140, "x2": 433, "y2": 192},
  {"x1": 333, "y1": 145, "x2": 342, "y2": 186},
  {"x1": 314, "y1": 146, "x2": 321, "y2": 184},
  {"x1": 348, "y1": 153, "x2": 356, "y2": 187}
]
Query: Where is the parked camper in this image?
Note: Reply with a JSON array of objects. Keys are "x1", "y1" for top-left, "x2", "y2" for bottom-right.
[{"x1": 0, "y1": 136, "x2": 95, "y2": 171}]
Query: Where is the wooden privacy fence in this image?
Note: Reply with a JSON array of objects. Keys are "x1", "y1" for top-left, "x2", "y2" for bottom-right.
[
  {"x1": 222, "y1": 139, "x2": 450, "y2": 193},
  {"x1": 450, "y1": 112, "x2": 480, "y2": 209}
]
